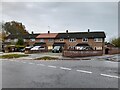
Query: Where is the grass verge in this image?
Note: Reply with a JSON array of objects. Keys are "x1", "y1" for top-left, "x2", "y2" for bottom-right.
[
  {"x1": 35, "y1": 56, "x2": 58, "y2": 60},
  {"x1": 0, "y1": 54, "x2": 29, "y2": 59}
]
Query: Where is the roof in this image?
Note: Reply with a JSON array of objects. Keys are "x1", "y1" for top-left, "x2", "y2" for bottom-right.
[
  {"x1": 36, "y1": 33, "x2": 58, "y2": 39},
  {"x1": 56, "y1": 32, "x2": 106, "y2": 39},
  {"x1": 6, "y1": 34, "x2": 40, "y2": 39}
]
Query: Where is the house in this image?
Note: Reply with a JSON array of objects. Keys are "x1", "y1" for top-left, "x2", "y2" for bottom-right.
[
  {"x1": 55, "y1": 30, "x2": 106, "y2": 51},
  {"x1": 4, "y1": 33, "x2": 39, "y2": 46},
  {"x1": 35, "y1": 30, "x2": 106, "y2": 51},
  {"x1": 36, "y1": 31, "x2": 58, "y2": 50}
]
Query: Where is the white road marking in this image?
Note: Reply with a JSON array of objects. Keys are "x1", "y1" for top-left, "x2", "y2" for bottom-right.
[
  {"x1": 100, "y1": 74, "x2": 120, "y2": 79},
  {"x1": 10, "y1": 60, "x2": 14, "y2": 61},
  {"x1": 37, "y1": 64, "x2": 45, "y2": 66},
  {"x1": 76, "y1": 70, "x2": 92, "y2": 74},
  {"x1": 60, "y1": 67, "x2": 71, "y2": 70},
  {"x1": 48, "y1": 65, "x2": 57, "y2": 68},
  {"x1": 29, "y1": 62, "x2": 35, "y2": 65},
  {"x1": 22, "y1": 62, "x2": 26, "y2": 63}
]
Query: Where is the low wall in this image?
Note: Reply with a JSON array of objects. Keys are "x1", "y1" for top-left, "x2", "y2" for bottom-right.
[
  {"x1": 63, "y1": 50, "x2": 103, "y2": 57},
  {"x1": 108, "y1": 48, "x2": 120, "y2": 54}
]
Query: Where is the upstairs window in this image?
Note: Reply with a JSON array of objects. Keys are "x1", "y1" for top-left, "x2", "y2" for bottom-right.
[
  {"x1": 60, "y1": 38, "x2": 64, "y2": 42},
  {"x1": 94, "y1": 38, "x2": 102, "y2": 42},
  {"x1": 31, "y1": 39, "x2": 35, "y2": 41},
  {"x1": 40, "y1": 39, "x2": 44, "y2": 42},
  {"x1": 48, "y1": 39, "x2": 54, "y2": 42},
  {"x1": 69, "y1": 38, "x2": 76, "y2": 42},
  {"x1": 14, "y1": 39, "x2": 18, "y2": 42},
  {"x1": 82, "y1": 38, "x2": 88, "y2": 42}
]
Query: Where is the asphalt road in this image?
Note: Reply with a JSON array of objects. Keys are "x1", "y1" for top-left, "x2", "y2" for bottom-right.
[{"x1": 1, "y1": 58, "x2": 120, "y2": 88}]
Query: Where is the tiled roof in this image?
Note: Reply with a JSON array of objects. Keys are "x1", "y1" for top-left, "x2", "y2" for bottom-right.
[
  {"x1": 56, "y1": 32, "x2": 106, "y2": 39},
  {"x1": 36, "y1": 33, "x2": 58, "y2": 39}
]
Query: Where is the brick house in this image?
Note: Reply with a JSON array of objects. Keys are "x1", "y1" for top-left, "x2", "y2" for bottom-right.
[
  {"x1": 4, "y1": 33, "x2": 39, "y2": 46},
  {"x1": 35, "y1": 30, "x2": 106, "y2": 51},
  {"x1": 55, "y1": 30, "x2": 106, "y2": 50},
  {"x1": 36, "y1": 32, "x2": 58, "y2": 50}
]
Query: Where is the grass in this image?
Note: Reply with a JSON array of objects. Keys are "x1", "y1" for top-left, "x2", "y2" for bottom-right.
[
  {"x1": 35, "y1": 56, "x2": 59, "y2": 60},
  {"x1": 0, "y1": 54, "x2": 29, "y2": 59}
]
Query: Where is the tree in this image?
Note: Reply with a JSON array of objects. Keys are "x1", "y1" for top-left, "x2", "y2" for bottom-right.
[
  {"x1": 3, "y1": 21, "x2": 29, "y2": 35},
  {"x1": 111, "y1": 37, "x2": 120, "y2": 47},
  {"x1": 16, "y1": 38, "x2": 24, "y2": 45}
]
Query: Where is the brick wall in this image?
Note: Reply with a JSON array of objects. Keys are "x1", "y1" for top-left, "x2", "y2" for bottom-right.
[
  {"x1": 63, "y1": 50, "x2": 103, "y2": 57},
  {"x1": 108, "y1": 48, "x2": 120, "y2": 54}
]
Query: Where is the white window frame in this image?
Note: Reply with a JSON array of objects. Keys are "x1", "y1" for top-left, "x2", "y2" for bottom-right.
[
  {"x1": 60, "y1": 38, "x2": 64, "y2": 42},
  {"x1": 31, "y1": 39, "x2": 35, "y2": 41},
  {"x1": 40, "y1": 39, "x2": 44, "y2": 42},
  {"x1": 94, "y1": 38, "x2": 102, "y2": 42},
  {"x1": 14, "y1": 39, "x2": 18, "y2": 42},
  {"x1": 82, "y1": 38, "x2": 88, "y2": 42},
  {"x1": 48, "y1": 39, "x2": 54, "y2": 42},
  {"x1": 24, "y1": 39, "x2": 26, "y2": 42},
  {"x1": 69, "y1": 38, "x2": 76, "y2": 42}
]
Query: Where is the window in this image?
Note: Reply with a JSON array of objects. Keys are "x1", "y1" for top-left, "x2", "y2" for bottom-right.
[
  {"x1": 69, "y1": 38, "x2": 76, "y2": 42},
  {"x1": 60, "y1": 38, "x2": 64, "y2": 42},
  {"x1": 31, "y1": 39, "x2": 35, "y2": 41},
  {"x1": 94, "y1": 38, "x2": 102, "y2": 42},
  {"x1": 48, "y1": 39, "x2": 54, "y2": 42},
  {"x1": 24, "y1": 39, "x2": 26, "y2": 42},
  {"x1": 14, "y1": 39, "x2": 18, "y2": 42},
  {"x1": 6, "y1": 39, "x2": 10, "y2": 42},
  {"x1": 40, "y1": 39, "x2": 44, "y2": 42},
  {"x1": 82, "y1": 38, "x2": 88, "y2": 42}
]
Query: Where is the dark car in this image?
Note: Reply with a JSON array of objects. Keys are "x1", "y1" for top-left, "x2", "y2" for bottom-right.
[{"x1": 52, "y1": 46, "x2": 62, "y2": 53}]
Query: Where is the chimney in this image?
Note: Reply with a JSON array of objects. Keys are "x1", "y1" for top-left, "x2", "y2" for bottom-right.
[
  {"x1": 66, "y1": 30, "x2": 68, "y2": 33},
  {"x1": 31, "y1": 31, "x2": 34, "y2": 34},
  {"x1": 48, "y1": 31, "x2": 50, "y2": 34},
  {"x1": 88, "y1": 29, "x2": 90, "y2": 32}
]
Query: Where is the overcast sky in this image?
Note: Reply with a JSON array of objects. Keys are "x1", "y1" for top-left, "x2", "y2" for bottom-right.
[{"x1": 1, "y1": 1, "x2": 119, "y2": 41}]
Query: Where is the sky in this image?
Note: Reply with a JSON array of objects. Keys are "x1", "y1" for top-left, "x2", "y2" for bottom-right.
[{"x1": 1, "y1": 0, "x2": 119, "y2": 41}]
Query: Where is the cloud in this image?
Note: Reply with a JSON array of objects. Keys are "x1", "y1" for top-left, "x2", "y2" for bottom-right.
[{"x1": 2, "y1": 2, "x2": 118, "y2": 41}]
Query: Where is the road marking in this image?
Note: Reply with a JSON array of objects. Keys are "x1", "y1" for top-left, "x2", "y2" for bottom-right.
[
  {"x1": 60, "y1": 67, "x2": 71, "y2": 71},
  {"x1": 10, "y1": 60, "x2": 14, "y2": 61},
  {"x1": 22, "y1": 61, "x2": 26, "y2": 63},
  {"x1": 100, "y1": 74, "x2": 120, "y2": 79},
  {"x1": 48, "y1": 65, "x2": 57, "y2": 68},
  {"x1": 76, "y1": 70, "x2": 92, "y2": 74},
  {"x1": 37, "y1": 64, "x2": 45, "y2": 66},
  {"x1": 29, "y1": 62, "x2": 35, "y2": 65}
]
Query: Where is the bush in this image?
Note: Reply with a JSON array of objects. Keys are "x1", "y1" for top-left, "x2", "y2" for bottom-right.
[
  {"x1": 35, "y1": 56, "x2": 58, "y2": 60},
  {"x1": 0, "y1": 54, "x2": 29, "y2": 59}
]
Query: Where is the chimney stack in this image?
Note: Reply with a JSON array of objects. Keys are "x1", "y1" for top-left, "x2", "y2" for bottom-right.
[
  {"x1": 48, "y1": 31, "x2": 50, "y2": 34},
  {"x1": 31, "y1": 31, "x2": 34, "y2": 34},
  {"x1": 88, "y1": 29, "x2": 90, "y2": 32},
  {"x1": 66, "y1": 30, "x2": 68, "y2": 33}
]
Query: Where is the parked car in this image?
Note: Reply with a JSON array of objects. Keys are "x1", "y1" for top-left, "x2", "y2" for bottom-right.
[
  {"x1": 31, "y1": 46, "x2": 45, "y2": 51},
  {"x1": 75, "y1": 46, "x2": 93, "y2": 50},
  {"x1": 25, "y1": 46, "x2": 33, "y2": 50},
  {"x1": 52, "y1": 46, "x2": 62, "y2": 53}
]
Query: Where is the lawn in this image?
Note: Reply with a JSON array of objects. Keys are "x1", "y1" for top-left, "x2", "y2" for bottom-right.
[
  {"x1": 0, "y1": 54, "x2": 29, "y2": 59},
  {"x1": 35, "y1": 56, "x2": 58, "y2": 60}
]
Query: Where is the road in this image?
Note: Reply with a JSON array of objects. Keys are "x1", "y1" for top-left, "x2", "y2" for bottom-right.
[{"x1": 1, "y1": 58, "x2": 120, "y2": 88}]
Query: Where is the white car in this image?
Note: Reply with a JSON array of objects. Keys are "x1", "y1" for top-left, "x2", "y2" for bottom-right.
[{"x1": 31, "y1": 46, "x2": 45, "y2": 51}]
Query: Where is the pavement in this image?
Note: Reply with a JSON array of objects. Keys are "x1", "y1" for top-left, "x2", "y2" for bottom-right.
[
  {"x1": 1, "y1": 58, "x2": 119, "y2": 88},
  {"x1": 1, "y1": 52, "x2": 119, "y2": 62}
]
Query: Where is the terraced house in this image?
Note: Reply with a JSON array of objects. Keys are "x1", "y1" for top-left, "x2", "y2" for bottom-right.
[{"x1": 35, "y1": 30, "x2": 106, "y2": 51}]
